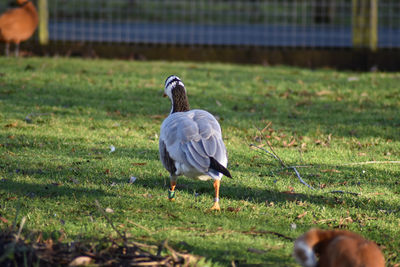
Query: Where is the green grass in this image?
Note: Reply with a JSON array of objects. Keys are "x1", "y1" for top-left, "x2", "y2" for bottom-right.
[{"x1": 0, "y1": 57, "x2": 399, "y2": 266}]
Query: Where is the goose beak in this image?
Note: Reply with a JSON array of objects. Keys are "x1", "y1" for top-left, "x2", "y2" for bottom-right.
[{"x1": 162, "y1": 92, "x2": 167, "y2": 98}]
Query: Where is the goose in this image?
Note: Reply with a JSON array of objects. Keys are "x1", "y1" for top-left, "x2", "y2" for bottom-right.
[
  {"x1": 0, "y1": 0, "x2": 38, "y2": 57},
  {"x1": 159, "y1": 75, "x2": 232, "y2": 211}
]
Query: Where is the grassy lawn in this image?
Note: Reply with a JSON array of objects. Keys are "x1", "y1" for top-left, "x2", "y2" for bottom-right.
[{"x1": 0, "y1": 57, "x2": 399, "y2": 266}]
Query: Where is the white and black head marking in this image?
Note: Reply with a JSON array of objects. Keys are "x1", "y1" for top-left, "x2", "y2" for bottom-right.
[{"x1": 164, "y1": 75, "x2": 185, "y2": 100}]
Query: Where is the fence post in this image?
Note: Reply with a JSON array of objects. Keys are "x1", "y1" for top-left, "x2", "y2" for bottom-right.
[
  {"x1": 352, "y1": 0, "x2": 378, "y2": 51},
  {"x1": 38, "y1": 0, "x2": 49, "y2": 45}
]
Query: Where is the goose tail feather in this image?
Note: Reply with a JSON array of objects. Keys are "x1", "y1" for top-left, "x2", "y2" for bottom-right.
[{"x1": 209, "y1": 157, "x2": 232, "y2": 178}]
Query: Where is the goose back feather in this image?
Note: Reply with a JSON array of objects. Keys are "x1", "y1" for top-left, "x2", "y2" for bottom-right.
[{"x1": 159, "y1": 109, "x2": 228, "y2": 180}]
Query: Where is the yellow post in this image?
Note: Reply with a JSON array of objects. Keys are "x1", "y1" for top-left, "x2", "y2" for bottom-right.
[
  {"x1": 352, "y1": 0, "x2": 378, "y2": 51},
  {"x1": 38, "y1": 0, "x2": 49, "y2": 45}
]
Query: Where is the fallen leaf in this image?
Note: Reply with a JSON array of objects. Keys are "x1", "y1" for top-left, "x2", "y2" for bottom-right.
[
  {"x1": 69, "y1": 256, "x2": 92, "y2": 266},
  {"x1": 261, "y1": 121, "x2": 272, "y2": 133},
  {"x1": 0, "y1": 216, "x2": 9, "y2": 223},
  {"x1": 132, "y1": 163, "x2": 147, "y2": 166},
  {"x1": 227, "y1": 207, "x2": 241, "y2": 213},
  {"x1": 265, "y1": 201, "x2": 274, "y2": 207},
  {"x1": 339, "y1": 217, "x2": 353, "y2": 225},
  {"x1": 4, "y1": 122, "x2": 18, "y2": 128},
  {"x1": 316, "y1": 90, "x2": 333, "y2": 96},
  {"x1": 287, "y1": 138, "x2": 296, "y2": 147},
  {"x1": 215, "y1": 100, "x2": 222, "y2": 106},
  {"x1": 105, "y1": 208, "x2": 114, "y2": 213},
  {"x1": 297, "y1": 211, "x2": 308, "y2": 219},
  {"x1": 301, "y1": 143, "x2": 307, "y2": 150},
  {"x1": 296, "y1": 201, "x2": 308, "y2": 207}
]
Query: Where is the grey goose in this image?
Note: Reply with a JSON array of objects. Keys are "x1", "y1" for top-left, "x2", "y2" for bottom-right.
[{"x1": 159, "y1": 75, "x2": 232, "y2": 211}]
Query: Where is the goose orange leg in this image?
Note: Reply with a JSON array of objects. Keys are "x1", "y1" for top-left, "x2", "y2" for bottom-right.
[
  {"x1": 210, "y1": 180, "x2": 221, "y2": 211},
  {"x1": 168, "y1": 176, "x2": 177, "y2": 201}
]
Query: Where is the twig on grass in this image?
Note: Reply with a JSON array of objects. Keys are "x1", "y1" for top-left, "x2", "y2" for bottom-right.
[
  {"x1": 291, "y1": 166, "x2": 315, "y2": 190},
  {"x1": 250, "y1": 143, "x2": 315, "y2": 190},
  {"x1": 94, "y1": 200, "x2": 127, "y2": 243},
  {"x1": 250, "y1": 143, "x2": 284, "y2": 167},
  {"x1": 264, "y1": 140, "x2": 286, "y2": 168},
  {"x1": 127, "y1": 219, "x2": 153, "y2": 236},
  {"x1": 16, "y1": 216, "x2": 26, "y2": 242},
  {"x1": 251, "y1": 142, "x2": 362, "y2": 194}
]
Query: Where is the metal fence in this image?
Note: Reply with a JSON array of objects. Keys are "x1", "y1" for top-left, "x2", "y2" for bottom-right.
[{"x1": 1, "y1": 0, "x2": 400, "y2": 48}]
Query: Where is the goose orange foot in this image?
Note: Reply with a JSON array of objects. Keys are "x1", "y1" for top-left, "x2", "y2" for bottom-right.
[
  {"x1": 209, "y1": 202, "x2": 220, "y2": 211},
  {"x1": 168, "y1": 189, "x2": 175, "y2": 201}
]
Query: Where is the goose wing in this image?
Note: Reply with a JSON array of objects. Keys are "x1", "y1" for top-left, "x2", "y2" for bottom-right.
[{"x1": 159, "y1": 110, "x2": 227, "y2": 176}]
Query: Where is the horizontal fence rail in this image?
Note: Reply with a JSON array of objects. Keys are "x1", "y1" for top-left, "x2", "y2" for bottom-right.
[{"x1": 1, "y1": 0, "x2": 399, "y2": 48}]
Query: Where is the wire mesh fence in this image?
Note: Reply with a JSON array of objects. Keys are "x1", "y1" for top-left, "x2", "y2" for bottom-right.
[{"x1": 1, "y1": 0, "x2": 399, "y2": 48}]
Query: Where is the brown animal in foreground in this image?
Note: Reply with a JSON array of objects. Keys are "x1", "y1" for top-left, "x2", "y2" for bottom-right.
[
  {"x1": 293, "y1": 228, "x2": 385, "y2": 267},
  {"x1": 0, "y1": 0, "x2": 38, "y2": 57}
]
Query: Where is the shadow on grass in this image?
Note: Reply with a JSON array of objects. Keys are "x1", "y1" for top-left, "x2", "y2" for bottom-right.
[
  {"x1": 2, "y1": 132, "x2": 399, "y2": 216},
  {"x1": 0, "y1": 179, "x2": 117, "y2": 199}
]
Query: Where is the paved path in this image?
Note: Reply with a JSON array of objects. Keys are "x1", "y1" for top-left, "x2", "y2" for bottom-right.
[{"x1": 49, "y1": 21, "x2": 400, "y2": 48}]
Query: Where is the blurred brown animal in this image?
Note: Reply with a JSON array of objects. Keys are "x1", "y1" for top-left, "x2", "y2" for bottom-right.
[
  {"x1": 293, "y1": 228, "x2": 385, "y2": 267},
  {"x1": 0, "y1": 0, "x2": 38, "y2": 57}
]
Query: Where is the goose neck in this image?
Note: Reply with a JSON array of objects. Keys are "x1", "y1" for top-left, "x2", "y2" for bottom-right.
[{"x1": 171, "y1": 86, "x2": 190, "y2": 113}]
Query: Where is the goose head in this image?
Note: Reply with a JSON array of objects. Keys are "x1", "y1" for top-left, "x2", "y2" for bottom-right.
[{"x1": 163, "y1": 75, "x2": 190, "y2": 114}]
